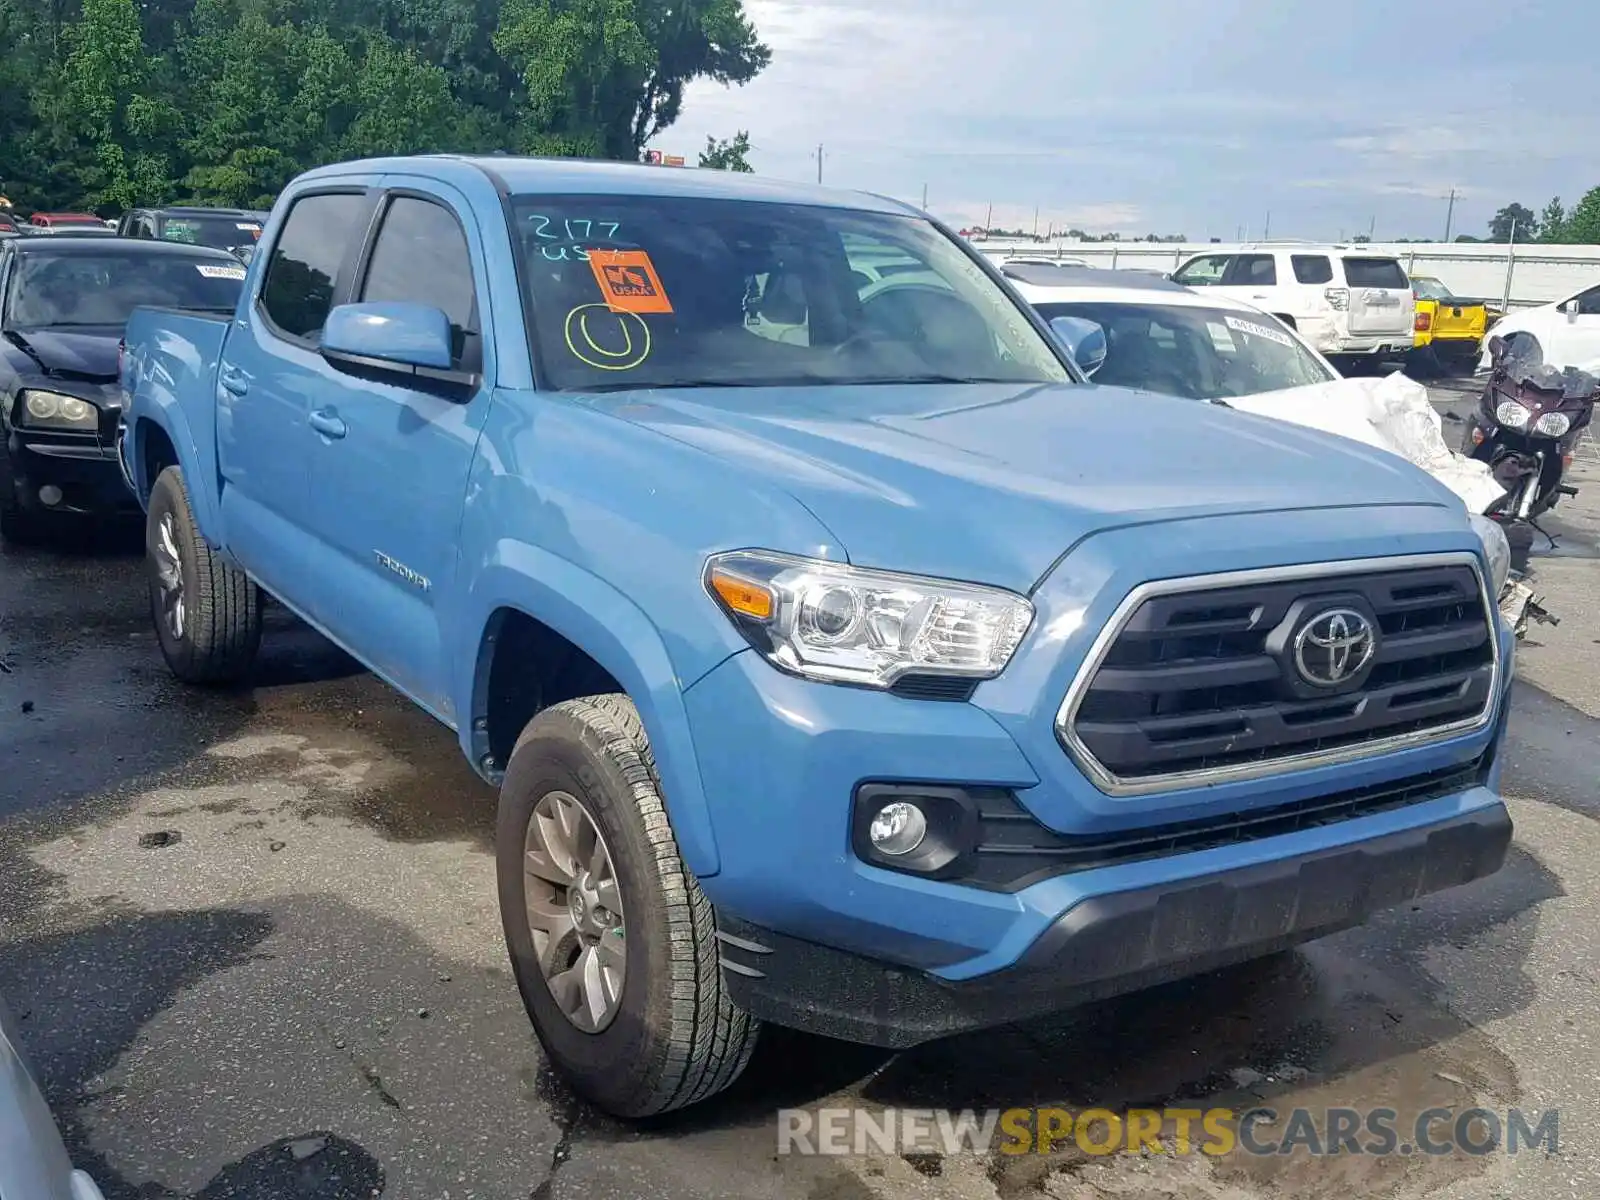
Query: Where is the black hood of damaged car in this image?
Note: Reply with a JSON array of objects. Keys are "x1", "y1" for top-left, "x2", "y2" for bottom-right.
[{"x1": 3, "y1": 326, "x2": 121, "y2": 382}]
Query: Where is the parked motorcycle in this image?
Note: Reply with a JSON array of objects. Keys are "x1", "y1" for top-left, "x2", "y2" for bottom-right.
[{"x1": 1462, "y1": 334, "x2": 1596, "y2": 572}]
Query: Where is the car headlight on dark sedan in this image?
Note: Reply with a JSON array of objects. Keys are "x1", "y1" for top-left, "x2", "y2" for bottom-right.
[{"x1": 17, "y1": 389, "x2": 99, "y2": 431}]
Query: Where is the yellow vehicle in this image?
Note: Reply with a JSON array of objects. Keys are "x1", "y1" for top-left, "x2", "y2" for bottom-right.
[{"x1": 1409, "y1": 275, "x2": 1488, "y2": 373}]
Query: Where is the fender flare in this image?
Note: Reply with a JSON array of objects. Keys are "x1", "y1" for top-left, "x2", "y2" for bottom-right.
[
  {"x1": 458, "y1": 542, "x2": 722, "y2": 877},
  {"x1": 132, "y1": 398, "x2": 223, "y2": 544}
]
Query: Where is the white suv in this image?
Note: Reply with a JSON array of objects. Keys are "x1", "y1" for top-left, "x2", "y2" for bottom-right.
[{"x1": 1170, "y1": 244, "x2": 1416, "y2": 368}]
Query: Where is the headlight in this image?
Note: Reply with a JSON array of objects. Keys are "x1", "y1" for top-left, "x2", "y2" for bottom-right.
[
  {"x1": 1469, "y1": 513, "x2": 1510, "y2": 594},
  {"x1": 704, "y1": 550, "x2": 1034, "y2": 688},
  {"x1": 18, "y1": 389, "x2": 99, "y2": 431},
  {"x1": 1493, "y1": 400, "x2": 1530, "y2": 429},
  {"x1": 1533, "y1": 411, "x2": 1571, "y2": 437}
]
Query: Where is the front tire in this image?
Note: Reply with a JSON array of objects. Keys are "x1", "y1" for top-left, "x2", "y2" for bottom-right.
[
  {"x1": 496, "y1": 695, "x2": 759, "y2": 1118},
  {"x1": 146, "y1": 466, "x2": 262, "y2": 684}
]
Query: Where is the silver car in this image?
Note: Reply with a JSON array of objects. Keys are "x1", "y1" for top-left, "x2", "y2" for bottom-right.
[{"x1": 0, "y1": 997, "x2": 106, "y2": 1200}]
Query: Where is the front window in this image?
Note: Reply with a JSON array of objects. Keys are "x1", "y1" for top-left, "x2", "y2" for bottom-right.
[
  {"x1": 159, "y1": 213, "x2": 263, "y2": 251},
  {"x1": 1172, "y1": 255, "x2": 1230, "y2": 286},
  {"x1": 507, "y1": 195, "x2": 1071, "y2": 392},
  {"x1": 3, "y1": 251, "x2": 246, "y2": 328},
  {"x1": 1030, "y1": 301, "x2": 1334, "y2": 401}
]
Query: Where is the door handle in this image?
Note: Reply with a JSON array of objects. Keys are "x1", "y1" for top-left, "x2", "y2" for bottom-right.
[
  {"x1": 309, "y1": 409, "x2": 347, "y2": 439},
  {"x1": 219, "y1": 367, "x2": 248, "y2": 396}
]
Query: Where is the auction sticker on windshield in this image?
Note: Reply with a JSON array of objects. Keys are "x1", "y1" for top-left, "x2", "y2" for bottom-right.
[
  {"x1": 195, "y1": 264, "x2": 247, "y2": 280},
  {"x1": 1225, "y1": 315, "x2": 1293, "y2": 348},
  {"x1": 589, "y1": 249, "x2": 673, "y2": 314}
]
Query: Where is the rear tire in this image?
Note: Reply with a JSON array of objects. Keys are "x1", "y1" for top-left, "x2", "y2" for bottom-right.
[
  {"x1": 146, "y1": 466, "x2": 262, "y2": 684},
  {"x1": 496, "y1": 695, "x2": 759, "y2": 1118}
]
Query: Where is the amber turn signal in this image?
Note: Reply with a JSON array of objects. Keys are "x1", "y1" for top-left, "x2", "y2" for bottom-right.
[{"x1": 708, "y1": 567, "x2": 774, "y2": 620}]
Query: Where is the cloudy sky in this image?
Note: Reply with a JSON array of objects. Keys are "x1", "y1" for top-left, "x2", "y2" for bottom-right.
[{"x1": 677, "y1": 0, "x2": 1597, "y2": 241}]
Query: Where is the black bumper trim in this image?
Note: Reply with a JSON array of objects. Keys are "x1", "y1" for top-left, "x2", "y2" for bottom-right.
[{"x1": 717, "y1": 802, "x2": 1511, "y2": 1049}]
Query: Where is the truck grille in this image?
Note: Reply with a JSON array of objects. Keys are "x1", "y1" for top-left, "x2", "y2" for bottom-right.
[{"x1": 1058, "y1": 555, "x2": 1498, "y2": 795}]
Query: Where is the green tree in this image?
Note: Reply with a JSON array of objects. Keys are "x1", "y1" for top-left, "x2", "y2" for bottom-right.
[
  {"x1": 1537, "y1": 196, "x2": 1567, "y2": 243},
  {"x1": 0, "y1": 0, "x2": 771, "y2": 209},
  {"x1": 698, "y1": 129, "x2": 751, "y2": 171},
  {"x1": 58, "y1": 0, "x2": 180, "y2": 208},
  {"x1": 1488, "y1": 202, "x2": 1535, "y2": 242},
  {"x1": 341, "y1": 36, "x2": 457, "y2": 157},
  {"x1": 493, "y1": 0, "x2": 654, "y2": 158},
  {"x1": 1564, "y1": 186, "x2": 1600, "y2": 244}
]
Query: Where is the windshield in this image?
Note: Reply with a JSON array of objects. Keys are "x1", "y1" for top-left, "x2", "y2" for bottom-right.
[
  {"x1": 1411, "y1": 277, "x2": 1452, "y2": 301},
  {"x1": 5, "y1": 251, "x2": 247, "y2": 328},
  {"x1": 1030, "y1": 301, "x2": 1334, "y2": 400},
  {"x1": 159, "y1": 213, "x2": 263, "y2": 250},
  {"x1": 508, "y1": 195, "x2": 1071, "y2": 391}
]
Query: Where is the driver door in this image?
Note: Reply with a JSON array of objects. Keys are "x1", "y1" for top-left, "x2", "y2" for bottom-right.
[{"x1": 300, "y1": 180, "x2": 494, "y2": 718}]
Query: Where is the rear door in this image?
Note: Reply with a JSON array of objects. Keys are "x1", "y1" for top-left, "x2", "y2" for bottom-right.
[
  {"x1": 214, "y1": 183, "x2": 380, "y2": 585},
  {"x1": 301, "y1": 180, "x2": 495, "y2": 715},
  {"x1": 1341, "y1": 256, "x2": 1414, "y2": 337},
  {"x1": 1218, "y1": 252, "x2": 1283, "y2": 313}
]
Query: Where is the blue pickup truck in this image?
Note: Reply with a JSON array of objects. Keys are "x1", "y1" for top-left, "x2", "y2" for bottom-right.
[{"x1": 119, "y1": 155, "x2": 1515, "y2": 1118}]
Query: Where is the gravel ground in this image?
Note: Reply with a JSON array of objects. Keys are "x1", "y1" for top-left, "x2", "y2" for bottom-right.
[{"x1": 1, "y1": 386, "x2": 1596, "y2": 1200}]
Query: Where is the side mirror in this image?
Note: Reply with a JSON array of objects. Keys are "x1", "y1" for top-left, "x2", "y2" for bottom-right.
[
  {"x1": 1564, "y1": 299, "x2": 1579, "y2": 321},
  {"x1": 1049, "y1": 315, "x2": 1108, "y2": 378},
  {"x1": 321, "y1": 301, "x2": 460, "y2": 379},
  {"x1": 1487, "y1": 334, "x2": 1506, "y2": 360}
]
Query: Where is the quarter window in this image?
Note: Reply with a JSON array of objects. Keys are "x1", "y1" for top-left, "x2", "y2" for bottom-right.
[
  {"x1": 359, "y1": 196, "x2": 480, "y2": 369},
  {"x1": 259, "y1": 192, "x2": 369, "y2": 341}
]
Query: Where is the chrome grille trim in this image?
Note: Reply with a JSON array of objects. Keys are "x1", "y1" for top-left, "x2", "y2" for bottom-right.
[{"x1": 1053, "y1": 552, "x2": 1501, "y2": 797}]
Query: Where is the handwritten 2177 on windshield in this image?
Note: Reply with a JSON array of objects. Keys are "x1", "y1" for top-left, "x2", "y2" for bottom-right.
[{"x1": 526, "y1": 215, "x2": 622, "y2": 261}]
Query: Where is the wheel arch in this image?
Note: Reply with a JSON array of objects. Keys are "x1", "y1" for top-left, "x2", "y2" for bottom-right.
[{"x1": 458, "y1": 547, "x2": 724, "y2": 877}]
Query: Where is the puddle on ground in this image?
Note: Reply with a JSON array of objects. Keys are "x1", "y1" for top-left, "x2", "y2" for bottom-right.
[{"x1": 735, "y1": 947, "x2": 1523, "y2": 1199}]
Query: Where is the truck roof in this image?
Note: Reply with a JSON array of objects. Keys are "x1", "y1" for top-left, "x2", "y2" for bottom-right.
[{"x1": 296, "y1": 154, "x2": 923, "y2": 217}]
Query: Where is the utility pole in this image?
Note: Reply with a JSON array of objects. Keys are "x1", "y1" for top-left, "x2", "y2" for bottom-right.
[
  {"x1": 1033, "y1": 205, "x2": 1040, "y2": 238},
  {"x1": 1367, "y1": 214, "x2": 1377, "y2": 241},
  {"x1": 813, "y1": 144, "x2": 824, "y2": 184},
  {"x1": 1263, "y1": 210, "x2": 1271, "y2": 239},
  {"x1": 1443, "y1": 187, "x2": 1457, "y2": 242},
  {"x1": 1235, "y1": 224, "x2": 1243, "y2": 241},
  {"x1": 920, "y1": 183, "x2": 928, "y2": 210},
  {"x1": 985, "y1": 203, "x2": 993, "y2": 230}
]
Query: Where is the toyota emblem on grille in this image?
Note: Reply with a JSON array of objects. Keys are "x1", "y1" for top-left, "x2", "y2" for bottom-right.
[{"x1": 1293, "y1": 607, "x2": 1376, "y2": 687}]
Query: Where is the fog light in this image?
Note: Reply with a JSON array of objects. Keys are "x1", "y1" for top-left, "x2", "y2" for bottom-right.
[
  {"x1": 868, "y1": 801, "x2": 927, "y2": 856},
  {"x1": 38, "y1": 484, "x2": 63, "y2": 507}
]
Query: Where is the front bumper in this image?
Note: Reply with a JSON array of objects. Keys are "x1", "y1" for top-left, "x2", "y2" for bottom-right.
[
  {"x1": 684, "y1": 530, "x2": 1516, "y2": 1043},
  {"x1": 717, "y1": 795, "x2": 1510, "y2": 1048},
  {"x1": 2, "y1": 428, "x2": 137, "y2": 518}
]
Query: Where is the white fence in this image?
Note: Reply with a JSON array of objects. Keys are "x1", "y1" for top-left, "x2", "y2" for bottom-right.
[{"x1": 972, "y1": 240, "x2": 1600, "y2": 310}]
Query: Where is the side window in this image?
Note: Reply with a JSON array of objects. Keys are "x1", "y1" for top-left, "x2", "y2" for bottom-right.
[
  {"x1": 1227, "y1": 254, "x2": 1277, "y2": 286},
  {"x1": 259, "y1": 192, "x2": 370, "y2": 342},
  {"x1": 1292, "y1": 255, "x2": 1333, "y2": 284},
  {"x1": 359, "y1": 196, "x2": 480, "y2": 370},
  {"x1": 1172, "y1": 255, "x2": 1230, "y2": 286},
  {"x1": 1574, "y1": 285, "x2": 1600, "y2": 316}
]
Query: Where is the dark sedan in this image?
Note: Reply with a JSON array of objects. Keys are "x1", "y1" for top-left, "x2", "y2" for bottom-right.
[{"x1": 0, "y1": 236, "x2": 247, "y2": 542}]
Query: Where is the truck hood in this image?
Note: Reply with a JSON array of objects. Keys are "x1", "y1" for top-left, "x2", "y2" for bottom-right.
[{"x1": 591, "y1": 381, "x2": 1457, "y2": 591}]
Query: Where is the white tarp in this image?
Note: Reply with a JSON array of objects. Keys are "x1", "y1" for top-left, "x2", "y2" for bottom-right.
[{"x1": 1226, "y1": 372, "x2": 1508, "y2": 514}]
